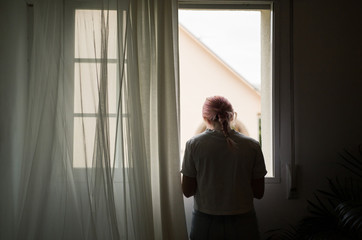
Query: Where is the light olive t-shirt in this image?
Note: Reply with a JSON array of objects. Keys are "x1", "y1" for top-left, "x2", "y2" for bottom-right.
[{"x1": 181, "y1": 129, "x2": 267, "y2": 215}]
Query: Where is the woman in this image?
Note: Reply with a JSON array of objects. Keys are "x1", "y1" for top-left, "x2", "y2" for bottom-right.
[{"x1": 181, "y1": 96, "x2": 267, "y2": 240}]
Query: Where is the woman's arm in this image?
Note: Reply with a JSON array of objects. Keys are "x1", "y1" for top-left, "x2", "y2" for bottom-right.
[
  {"x1": 251, "y1": 177, "x2": 265, "y2": 199},
  {"x1": 182, "y1": 175, "x2": 197, "y2": 198}
]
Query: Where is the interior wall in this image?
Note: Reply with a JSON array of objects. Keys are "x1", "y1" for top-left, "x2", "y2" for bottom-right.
[
  {"x1": 293, "y1": 0, "x2": 362, "y2": 183},
  {"x1": 256, "y1": 0, "x2": 362, "y2": 237},
  {"x1": 0, "y1": 0, "x2": 28, "y2": 238}
]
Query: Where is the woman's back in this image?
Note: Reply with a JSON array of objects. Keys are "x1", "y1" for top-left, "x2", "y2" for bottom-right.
[{"x1": 182, "y1": 129, "x2": 266, "y2": 215}]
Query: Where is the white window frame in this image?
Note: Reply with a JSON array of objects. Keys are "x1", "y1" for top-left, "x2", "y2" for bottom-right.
[
  {"x1": 64, "y1": 0, "x2": 296, "y2": 188},
  {"x1": 178, "y1": 0, "x2": 296, "y2": 186},
  {"x1": 64, "y1": 1, "x2": 130, "y2": 182}
]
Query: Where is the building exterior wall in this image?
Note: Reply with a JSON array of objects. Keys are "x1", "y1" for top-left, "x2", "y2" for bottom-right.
[{"x1": 179, "y1": 26, "x2": 261, "y2": 150}]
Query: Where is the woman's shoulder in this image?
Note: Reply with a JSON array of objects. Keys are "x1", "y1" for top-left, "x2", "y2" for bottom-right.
[
  {"x1": 187, "y1": 130, "x2": 209, "y2": 143},
  {"x1": 231, "y1": 130, "x2": 261, "y2": 148},
  {"x1": 186, "y1": 129, "x2": 218, "y2": 146}
]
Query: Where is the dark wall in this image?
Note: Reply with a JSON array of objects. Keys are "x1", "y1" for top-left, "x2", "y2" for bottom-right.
[
  {"x1": 257, "y1": 0, "x2": 362, "y2": 237},
  {"x1": 0, "y1": 0, "x2": 28, "y2": 239},
  {"x1": 294, "y1": 0, "x2": 362, "y2": 184}
]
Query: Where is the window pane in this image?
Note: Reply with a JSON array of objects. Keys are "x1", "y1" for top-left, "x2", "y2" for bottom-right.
[
  {"x1": 74, "y1": 63, "x2": 118, "y2": 114},
  {"x1": 73, "y1": 117, "x2": 117, "y2": 168},
  {"x1": 179, "y1": 9, "x2": 273, "y2": 176},
  {"x1": 75, "y1": 9, "x2": 118, "y2": 59}
]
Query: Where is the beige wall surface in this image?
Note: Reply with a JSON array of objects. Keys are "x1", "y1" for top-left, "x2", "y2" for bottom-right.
[{"x1": 179, "y1": 26, "x2": 261, "y2": 152}]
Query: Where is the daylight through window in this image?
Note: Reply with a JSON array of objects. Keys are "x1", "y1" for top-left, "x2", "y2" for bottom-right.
[{"x1": 178, "y1": 6, "x2": 273, "y2": 177}]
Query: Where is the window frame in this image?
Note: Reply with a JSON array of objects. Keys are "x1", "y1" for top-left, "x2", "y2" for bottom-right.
[
  {"x1": 64, "y1": 1, "x2": 129, "y2": 182},
  {"x1": 178, "y1": 0, "x2": 295, "y2": 184},
  {"x1": 64, "y1": 0, "x2": 296, "y2": 185}
]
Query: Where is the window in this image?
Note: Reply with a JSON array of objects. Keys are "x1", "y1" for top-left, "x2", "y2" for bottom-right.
[
  {"x1": 71, "y1": 9, "x2": 120, "y2": 168},
  {"x1": 66, "y1": 1, "x2": 287, "y2": 181},
  {"x1": 178, "y1": 2, "x2": 276, "y2": 178}
]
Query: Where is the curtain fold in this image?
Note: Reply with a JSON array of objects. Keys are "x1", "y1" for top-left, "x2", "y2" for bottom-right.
[{"x1": 14, "y1": 0, "x2": 187, "y2": 239}]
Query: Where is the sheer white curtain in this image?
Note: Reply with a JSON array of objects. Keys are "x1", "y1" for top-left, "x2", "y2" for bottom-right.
[{"x1": 15, "y1": 0, "x2": 187, "y2": 239}]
